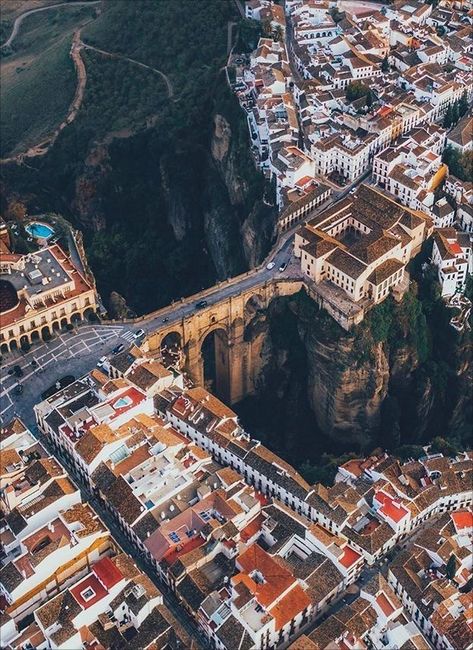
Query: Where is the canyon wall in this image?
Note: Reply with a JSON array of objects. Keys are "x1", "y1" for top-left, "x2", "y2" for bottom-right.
[{"x1": 238, "y1": 288, "x2": 472, "y2": 466}]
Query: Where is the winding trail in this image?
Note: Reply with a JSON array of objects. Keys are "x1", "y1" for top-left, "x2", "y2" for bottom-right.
[
  {"x1": 80, "y1": 41, "x2": 175, "y2": 99},
  {"x1": 1, "y1": 27, "x2": 89, "y2": 164},
  {"x1": 1, "y1": 33, "x2": 176, "y2": 165},
  {"x1": 2, "y1": 0, "x2": 100, "y2": 48}
]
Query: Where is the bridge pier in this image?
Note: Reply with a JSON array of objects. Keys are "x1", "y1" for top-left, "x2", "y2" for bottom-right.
[{"x1": 142, "y1": 279, "x2": 304, "y2": 405}]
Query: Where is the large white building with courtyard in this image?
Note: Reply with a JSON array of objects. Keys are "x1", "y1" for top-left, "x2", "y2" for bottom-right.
[{"x1": 0, "y1": 244, "x2": 97, "y2": 354}]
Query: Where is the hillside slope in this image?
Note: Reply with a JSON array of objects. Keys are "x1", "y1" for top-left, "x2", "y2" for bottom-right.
[
  {"x1": 1, "y1": 0, "x2": 275, "y2": 315},
  {"x1": 0, "y1": 2, "x2": 98, "y2": 157}
]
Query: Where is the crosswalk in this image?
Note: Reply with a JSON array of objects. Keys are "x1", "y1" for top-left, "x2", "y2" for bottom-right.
[{"x1": 121, "y1": 330, "x2": 135, "y2": 343}]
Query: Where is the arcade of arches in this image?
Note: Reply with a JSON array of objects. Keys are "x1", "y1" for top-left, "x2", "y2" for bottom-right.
[{"x1": 0, "y1": 306, "x2": 97, "y2": 355}]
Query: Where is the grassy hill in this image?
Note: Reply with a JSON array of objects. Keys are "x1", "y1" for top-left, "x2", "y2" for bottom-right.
[
  {"x1": 0, "y1": 2, "x2": 98, "y2": 157},
  {"x1": 0, "y1": 0, "x2": 58, "y2": 44}
]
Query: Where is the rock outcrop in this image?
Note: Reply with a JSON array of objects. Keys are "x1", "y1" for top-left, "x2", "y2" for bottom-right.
[{"x1": 239, "y1": 290, "x2": 472, "y2": 457}]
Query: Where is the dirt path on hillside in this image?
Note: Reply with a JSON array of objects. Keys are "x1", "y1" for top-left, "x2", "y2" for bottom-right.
[
  {"x1": 2, "y1": 0, "x2": 100, "y2": 48},
  {"x1": 80, "y1": 41, "x2": 176, "y2": 100},
  {"x1": 1, "y1": 32, "x2": 178, "y2": 165},
  {"x1": 1, "y1": 27, "x2": 88, "y2": 164}
]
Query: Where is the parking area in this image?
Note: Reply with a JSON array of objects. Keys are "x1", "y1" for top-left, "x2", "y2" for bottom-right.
[{"x1": 0, "y1": 324, "x2": 134, "y2": 426}]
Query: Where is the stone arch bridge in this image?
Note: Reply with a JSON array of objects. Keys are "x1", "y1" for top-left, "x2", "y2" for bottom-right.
[{"x1": 143, "y1": 278, "x2": 302, "y2": 404}]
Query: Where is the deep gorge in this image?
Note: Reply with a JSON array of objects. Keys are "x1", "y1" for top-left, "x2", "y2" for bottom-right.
[{"x1": 236, "y1": 279, "x2": 473, "y2": 483}]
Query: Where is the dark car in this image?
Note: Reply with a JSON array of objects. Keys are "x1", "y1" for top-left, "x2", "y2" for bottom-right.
[
  {"x1": 14, "y1": 384, "x2": 23, "y2": 396},
  {"x1": 8, "y1": 367, "x2": 15, "y2": 375},
  {"x1": 278, "y1": 262, "x2": 288, "y2": 273},
  {"x1": 13, "y1": 365, "x2": 24, "y2": 377},
  {"x1": 195, "y1": 300, "x2": 208, "y2": 310},
  {"x1": 112, "y1": 343, "x2": 125, "y2": 355},
  {"x1": 31, "y1": 359, "x2": 38, "y2": 368},
  {"x1": 41, "y1": 375, "x2": 75, "y2": 401}
]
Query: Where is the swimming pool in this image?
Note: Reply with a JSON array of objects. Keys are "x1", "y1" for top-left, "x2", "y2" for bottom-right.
[
  {"x1": 113, "y1": 396, "x2": 132, "y2": 409},
  {"x1": 25, "y1": 221, "x2": 55, "y2": 240}
]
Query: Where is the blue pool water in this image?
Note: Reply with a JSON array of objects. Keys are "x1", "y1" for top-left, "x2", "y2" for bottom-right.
[
  {"x1": 113, "y1": 396, "x2": 131, "y2": 409},
  {"x1": 25, "y1": 222, "x2": 55, "y2": 239}
]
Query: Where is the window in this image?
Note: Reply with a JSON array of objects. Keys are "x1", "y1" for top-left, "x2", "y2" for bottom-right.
[{"x1": 81, "y1": 587, "x2": 96, "y2": 602}]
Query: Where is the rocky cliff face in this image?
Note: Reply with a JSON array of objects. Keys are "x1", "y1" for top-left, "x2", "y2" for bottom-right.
[
  {"x1": 303, "y1": 332, "x2": 389, "y2": 444},
  {"x1": 1, "y1": 86, "x2": 276, "y2": 314},
  {"x1": 238, "y1": 290, "x2": 472, "y2": 463},
  {"x1": 208, "y1": 111, "x2": 276, "y2": 273}
]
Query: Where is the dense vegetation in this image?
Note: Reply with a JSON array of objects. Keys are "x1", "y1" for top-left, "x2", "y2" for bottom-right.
[
  {"x1": 442, "y1": 146, "x2": 473, "y2": 183},
  {"x1": 1, "y1": 0, "x2": 273, "y2": 315}
]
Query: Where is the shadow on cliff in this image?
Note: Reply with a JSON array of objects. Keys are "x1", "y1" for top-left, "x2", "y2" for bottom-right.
[{"x1": 235, "y1": 275, "x2": 472, "y2": 484}]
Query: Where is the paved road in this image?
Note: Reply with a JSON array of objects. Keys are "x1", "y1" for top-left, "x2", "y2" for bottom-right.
[
  {"x1": 2, "y1": 0, "x2": 100, "y2": 48},
  {"x1": 0, "y1": 324, "x2": 134, "y2": 427}
]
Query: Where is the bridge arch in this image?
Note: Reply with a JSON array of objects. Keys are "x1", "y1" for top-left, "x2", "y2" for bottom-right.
[
  {"x1": 160, "y1": 330, "x2": 182, "y2": 349},
  {"x1": 200, "y1": 326, "x2": 231, "y2": 403},
  {"x1": 160, "y1": 330, "x2": 183, "y2": 370}
]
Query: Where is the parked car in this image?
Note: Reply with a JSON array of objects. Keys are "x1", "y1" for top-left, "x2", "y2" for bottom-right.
[
  {"x1": 266, "y1": 262, "x2": 275, "y2": 270},
  {"x1": 31, "y1": 359, "x2": 38, "y2": 368},
  {"x1": 278, "y1": 262, "x2": 288, "y2": 273},
  {"x1": 133, "y1": 328, "x2": 145, "y2": 340},
  {"x1": 14, "y1": 384, "x2": 23, "y2": 395},
  {"x1": 195, "y1": 300, "x2": 208, "y2": 309},
  {"x1": 8, "y1": 367, "x2": 15, "y2": 375},
  {"x1": 112, "y1": 343, "x2": 124, "y2": 355},
  {"x1": 97, "y1": 356, "x2": 108, "y2": 368}
]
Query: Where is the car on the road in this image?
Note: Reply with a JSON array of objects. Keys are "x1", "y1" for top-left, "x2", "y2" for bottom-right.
[
  {"x1": 112, "y1": 343, "x2": 125, "y2": 355},
  {"x1": 195, "y1": 300, "x2": 208, "y2": 310},
  {"x1": 13, "y1": 365, "x2": 24, "y2": 377},
  {"x1": 162, "y1": 317, "x2": 169, "y2": 323},
  {"x1": 97, "y1": 356, "x2": 108, "y2": 369},
  {"x1": 278, "y1": 262, "x2": 288, "y2": 273},
  {"x1": 41, "y1": 375, "x2": 75, "y2": 401},
  {"x1": 349, "y1": 188, "x2": 356, "y2": 194},
  {"x1": 133, "y1": 329, "x2": 145, "y2": 340},
  {"x1": 266, "y1": 262, "x2": 275, "y2": 270},
  {"x1": 14, "y1": 384, "x2": 23, "y2": 395}
]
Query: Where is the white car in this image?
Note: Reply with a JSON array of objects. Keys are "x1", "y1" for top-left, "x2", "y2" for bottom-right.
[
  {"x1": 97, "y1": 356, "x2": 107, "y2": 368},
  {"x1": 266, "y1": 262, "x2": 275, "y2": 270},
  {"x1": 133, "y1": 328, "x2": 145, "y2": 340}
]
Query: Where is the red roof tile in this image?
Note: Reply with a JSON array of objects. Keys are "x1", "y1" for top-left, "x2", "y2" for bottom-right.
[
  {"x1": 92, "y1": 556, "x2": 123, "y2": 590},
  {"x1": 70, "y1": 574, "x2": 107, "y2": 609}
]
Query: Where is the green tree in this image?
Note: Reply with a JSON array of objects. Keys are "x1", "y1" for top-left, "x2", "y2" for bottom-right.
[
  {"x1": 346, "y1": 82, "x2": 370, "y2": 102},
  {"x1": 451, "y1": 100, "x2": 459, "y2": 125},
  {"x1": 273, "y1": 25, "x2": 283, "y2": 42},
  {"x1": 443, "y1": 104, "x2": 454, "y2": 128},
  {"x1": 430, "y1": 436, "x2": 457, "y2": 456},
  {"x1": 446, "y1": 554, "x2": 457, "y2": 580},
  {"x1": 458, "y1": 91, "x2": 468, "y2": 118},
  {"x1": 381, "y1": 55, "x2": 389, "y2": 73}
]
